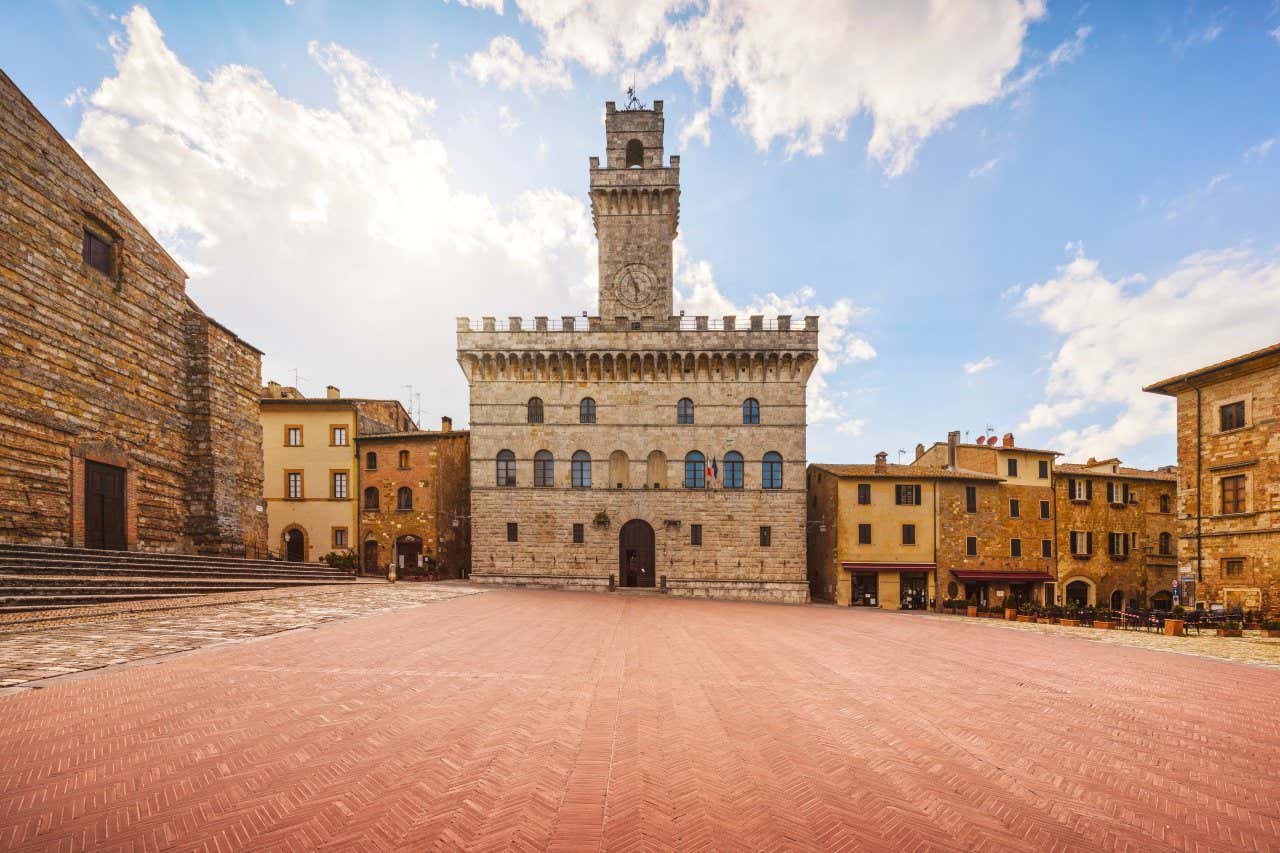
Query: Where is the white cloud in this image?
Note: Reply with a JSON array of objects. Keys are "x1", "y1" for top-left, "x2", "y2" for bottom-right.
[
  {"x1": 445, "y1": 0, "x2": 505, "y2": 12},
  {"x1": 464, "y1": 35, "x2": 571, "y2": 92},
  {"x1": 1017, "y1": 247, "x2": 1280, "y2": 460},
  {"x1": 964, "y1": 355, "x2": 998, "y2": 374},
  {"x1": 1244, "y1": 137, "x2": 1276, "y2": 162},
  {"x1": 671, "y1": 240, "x2": 875, "y2": 429},
  {"x1": 1205, "y1": 172, "x2": 1230, "y2": 192},
  {"x1": 76, "y1": 6, "x2": 595, "y2": 423},
  {"x1": 969, "y1": 157, "x2": 1000, "y2": 178},
  {"x1": 1271, "y1": 25, "x2": 1280, "y2": 44},
  {"x1": 497, "y1": 104, "x2": 521, "y2": 134},
  {"x1": 466, "y1": 0, "x2": 1078, "y2": 177},
  {"x1": 679, "y1": 108, "x2": 711, "y2": 148}
]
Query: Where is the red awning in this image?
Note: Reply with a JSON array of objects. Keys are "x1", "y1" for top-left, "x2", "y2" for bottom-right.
[
  {"x1": 949, "y1": 570, "x2": 1054, "y2": 582},
  {"x1": 842, "y1": 562, "x2": 936, "y2": 573}
]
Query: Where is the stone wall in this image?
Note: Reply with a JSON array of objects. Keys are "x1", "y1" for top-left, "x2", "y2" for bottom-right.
[
  {"x1": 0, "y1": 70, "x2": 264, "y2": 554},
  {"x1": 935, "y1": 479, "x2": 1056, "y2": 602}
]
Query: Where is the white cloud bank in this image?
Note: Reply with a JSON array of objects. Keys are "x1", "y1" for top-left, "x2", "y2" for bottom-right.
[
  {"x1": 1017, "y1": 247, "x2": 1280, "y2": 460},
  {"x1": 964, "y1": 355, "x2": 998, "y2": 374},
  {"x1": 463, "y1": 0, "x2": 1082, "y2": 177}
]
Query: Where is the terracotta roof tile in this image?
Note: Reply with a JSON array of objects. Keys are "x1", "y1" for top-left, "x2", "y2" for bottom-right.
[{"x1": 809, "y1": 463, "x2": 1002, "y2": 481}]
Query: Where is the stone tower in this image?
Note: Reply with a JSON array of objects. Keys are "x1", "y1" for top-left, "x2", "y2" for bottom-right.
[{"x1": 589, "y1": 100, "x2": 680, "y2": 326}]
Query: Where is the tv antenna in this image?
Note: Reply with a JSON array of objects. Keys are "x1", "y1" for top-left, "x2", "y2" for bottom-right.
[{"x1": 290, "y1": 368, "x2": 308, "y2": 392}]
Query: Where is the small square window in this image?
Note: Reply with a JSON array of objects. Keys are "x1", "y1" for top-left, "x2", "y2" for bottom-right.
[
  {"x1": 331, "y1": 426, "x2": 348, "y2": 446},
  {"x1": 1007, "y1": 458, "x2": 1018, "y2": 477},
  {"x1": 1010, "y1": 539, "x2": 1022, "y2": 558},
  {"x1": 1041, "y1": 539, "x2": 1052, "y2": 558},
  {"x1": 332, "y1": 527, "x2": 348, "y2": 548},
  {"x1": 1224, "y1": 558, "x2": 1244, "y2": 577},
  {"x1": 331, "y1": 471, "x2": 348, "y2": 499},
  {"x1": 1009, "y1": 499, "x2": 1020, "y2": 518},
  {"x1": 572, "y1": 523, "x2": 584, "y2": 544},
  {"x1": 1219, "y1": 401, "x2": 1246, "y2": 431},
  {"x1": 83, "y1": 228, "x2": 112, "y2": 276},
  {"x1": 759, "y1": 526, "x2": 771, "y2": 547},
  {"x1": 857, "y1": 523, "x2": 871, "y2": 545},
  {"x1": 285, "y1": 426, "x2": 302, "y2": 447},
  {"x1": 286, "y1": 471, "x2": 303, "y2": 499},
  {"x1": 1039, "y1": 500, "x2": 1050, "y2": 519},
  {"x1": 1038, "y1": 460, "x2": 1050, "y2": 479},
  {"x1": 902, "y1": 524, "x2": 916, "y2": 546},
  {"x1": 506, "y1": 522, "x2": 518, "y2": 542},
  {"x1": 1220, "y1": 475, "x2": 1246, "y2": 515},
  {"x1": 690, "y1": 524, "x2": 703, "y2": 546},
  {"x1": 857, "y1": 483, "x2": 871, "y2": 505},
  {"x1": 894, "y1": 484, "x2": 921, "y2": 506},
  {"x1": 966, "y1": 536, "x2": 977, "y2": 557}
]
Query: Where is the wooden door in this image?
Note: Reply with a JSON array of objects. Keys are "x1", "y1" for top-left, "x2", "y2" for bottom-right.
[
  {"x1": 618, "y1": 520, "x2": 655, "y2": 588},
  {"x1": 363, "y1": 540, "x2": 380, "y2": 574},
  {"x1": 285, "y1": 529, "x2": 305, "y2": 562},
  {"x1": 85, "y1": 461, "x2": 126, "y2": 550}
]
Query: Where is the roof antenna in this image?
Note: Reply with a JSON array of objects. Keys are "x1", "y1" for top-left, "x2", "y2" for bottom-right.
[
  {"x1": 623, "y1": 75, "x2": 645, "y2": 111},
  {"x1": 290, "y1": 368, "x2": 309, "y2": 392}
]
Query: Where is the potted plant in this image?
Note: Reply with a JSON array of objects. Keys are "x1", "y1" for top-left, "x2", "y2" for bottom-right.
[
  {"x1": 1262, "y1": 619, "x2": 1280, "y2": 639},
  {"x1": 1060, "y1": 612, "x2": 1081, "y2": 627},
  {"x1": 1094, "y1": 608, "x2": 1114, "y2": 629},
  {"x1": 1218, "y1": 620, "x2": 1243, "y2": 638},
  {"x1": 1017, "y1": 602, "x2": 1035, "y2": 623},
  {"x1": 966, "y1": 597, "x2": 978, "y2": 618},
  {"x1": 1004, "y1": 596, "x2": 1019, "y2": 620},
  {"x1": 1048, "y1": 605, "x2": 1064, "y2": 624},
  {"x1": 1164, "y1": 605, "x2": 1186, "y2": 637}
]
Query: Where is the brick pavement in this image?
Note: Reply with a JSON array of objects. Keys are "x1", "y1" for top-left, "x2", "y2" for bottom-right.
[{"x1": 0, "y1": 589, "x2": 1278, "y2": 850}]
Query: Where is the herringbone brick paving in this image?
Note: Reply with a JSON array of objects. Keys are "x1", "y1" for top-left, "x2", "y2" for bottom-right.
[{"x1": 0, "y1": 589, "x2": 1277, "y2": 851}]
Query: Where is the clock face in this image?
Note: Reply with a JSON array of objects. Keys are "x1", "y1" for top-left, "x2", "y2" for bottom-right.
[{"x1": 614, "y1": 263, "x2": 657, "y2": 309}]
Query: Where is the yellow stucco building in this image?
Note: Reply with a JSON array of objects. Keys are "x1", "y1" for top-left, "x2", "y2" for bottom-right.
[{"x1": 260, "y1": 383, "x2": 413, "y2": 562}]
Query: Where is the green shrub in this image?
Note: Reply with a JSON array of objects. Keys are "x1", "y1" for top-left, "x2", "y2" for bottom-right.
[{"x1": 319, "y1": 550, "x2": 356, "y2": 570}]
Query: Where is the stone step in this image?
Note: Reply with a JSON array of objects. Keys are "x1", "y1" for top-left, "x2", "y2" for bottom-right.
[
  {"x1": 0, "y1": 555, "x2": 349, "y2": 577},
  {"x1": 0, "y1": 543, "x2": 311, "y2": 571},
  {"x1": 0, "y1": 574, "x2": 342, "y2": 589}
]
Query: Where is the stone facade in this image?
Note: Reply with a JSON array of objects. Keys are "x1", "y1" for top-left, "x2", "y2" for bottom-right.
[
  {"x1": 1053, "y1": 459, "x2": 1178, "y2": 610},
  {"x1": 356, "y1": 420, "x2": 471, "y2": 580},
  {"x1": 1146, "y1": 343, "x2": 1280, "y2": 616},
  {"x1": 459, "y1": 99, "x2": 818, "y2": 604},
  {"x1": 0, "y1": 69, "x2": 265, "y2": 555}
]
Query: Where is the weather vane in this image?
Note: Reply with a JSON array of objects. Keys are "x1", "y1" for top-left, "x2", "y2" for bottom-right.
[{"x1": 623, "y1": 76, "x2": 646, "y2": 111}]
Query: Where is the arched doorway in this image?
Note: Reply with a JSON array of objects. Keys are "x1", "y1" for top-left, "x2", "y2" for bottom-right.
[
  {"x1": 619, "y1": 520, "x2": 655, "y2": 588},
  {"x1": 1110, "y1": 589, "x2": 1124, "y2": 611},
  {"x1": 396, "y1": 535, "x2": 423, "y2": 571},
  {"x1": 1150, "y1": 590, "x2": 1173, "y2": 611},
  {"x1": 363, "y1": 540, "x2": 380, "y2": 575},
  {"x1": 284, "y1": 528, "x2": 305, "y2": 562},
  {"x1": 1065, "y1": 579, "x2": 1092, "y2": 607}
]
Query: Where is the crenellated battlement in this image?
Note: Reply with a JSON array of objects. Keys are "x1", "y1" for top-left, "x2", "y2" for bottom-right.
[{"x1": 456, "y1": 315, "x2": 818, "y2": 334}]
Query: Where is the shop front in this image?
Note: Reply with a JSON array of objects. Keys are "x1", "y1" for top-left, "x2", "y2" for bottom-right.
[
  {"x1": 843, "y1": 563, "x2": 937, "y2": 610},
  {"x1": 948, "y1": 570, "x2": 1055, "y2": 609}
]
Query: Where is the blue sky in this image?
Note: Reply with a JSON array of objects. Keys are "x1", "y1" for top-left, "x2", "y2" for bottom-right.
[{"x1": 4, "y1": 1, "x2": 1279, "y2": 468}]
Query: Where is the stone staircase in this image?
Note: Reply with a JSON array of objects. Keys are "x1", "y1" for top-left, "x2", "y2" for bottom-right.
[{"x1": 0, "y1": 543, "x2": 362, "y2": 613}]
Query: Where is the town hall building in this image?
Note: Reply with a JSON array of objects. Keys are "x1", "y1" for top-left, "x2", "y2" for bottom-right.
[{"x1": 457, "y1": 98, "x2": 819, "y2": 603}]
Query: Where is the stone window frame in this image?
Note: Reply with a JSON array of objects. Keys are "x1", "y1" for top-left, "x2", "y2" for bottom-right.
[
  {"x1": 1106, "y1": 531, "x2": 1131, "y2": 559},
  {"x1": 1223, "y1": 557, "x2": 1244, "y2": 577},
  {"x1": 1159, "y1": 493, "x2": 1171, "y2": 513},
  {"x1": 722, "y1": 451, "x2": 744, "y2": 490},
  {"x1": 329, "y1": 424, "x2": 349, "y2": 447},
  {"x1": 759, "y1": 526, "x2": 772, "y2": 547},
  {"x1": 329, "y1": 469, "x2": 349, "y2": 500},
  {"x1": 683, "y1": 451, "x2": 705, "y2": 489},
  {"x1": 761, "y1": 452, "x2": 783, "y2": 490},
  {"x1": 396, "y1": 486, "x2": 413, "y2": 511},
  {"x1": 284, "y1": 424, "x2": 303, "y2": 447},
  {"x1": 1216, "y1": 397, "x2": 1249, "y2": 433},
  {"x1": 1010, "y1": 538, "x2": 1022, "y2": 558},
  {"x1": 533, "y1": 450, "x2": 555, "y2": 487},
  {"x1": 579, "y1": 398, "x2": 597, "y2": 424},
  {"x1": 285, "y1": 470, "x2": 304, "y2": 500},
  {"x1": 506, "y1": 522, "x2": 518, "y2": 542},
  {"x1": 1039, "y1": 499, "x2": 1050, "y2": 519},
  {"x1": 742, "y1": 398, "x2": 760, "y2": 425},
  {"x1": 496, "y1": 450, "x2": 517, "y2": 487},
  {"x1": 1218, "y1": 473, "x2": 1248, "y2": 516},
  {"x1": 363, "y1": 486, "x2": 380, "y2": 510},
  {"x1": 857, "y1": 523, "x2": 871, "y2": 545},
  {"x1": 571, "y1": 450, "x2": 593, "y2": 489},
  {"x1": 901, "y1": 523, "x2": 916, "y2": 546},
  {"x1": 332, "y1": 526, "x2": 348, "y2": 548},
  {"x1": 964, "y1": 485, "x2": 977, "y2": 513},
  {"x1": 965, "y1": 536, "x2": 978, "y2": 556},
  {"x1": 1009, "y1": 498, "x2": 1020, "y2": 518},
  {"x1": 365, "y1": 451, "x2": 378, "y2": 470},
  {"x1": 1158, "y1": 531, "x2": 1174, "y2": 556},
  {"x1": 676, "y1": 398, "x2": 695, "y2": 425},
  {"x1": 527, "y1": 397, "x2": 544, "y2": 424},
  {"x1": 1041, "y1": 538, "x2": 1053, "y2": 558},
  {"x1": 572, "y1": 523, "x2": 585, "y2": 544},
  {"x1": 398, "y1": 450, "x2": 410, "y2": 469},
  {"x1": 1106, "y1": 481, "x2": 1131, "y2": 506},
  {"x1": 80, "y1": 212, "x2": 123, "y2": 288},
  {"x1": 690, "y1": 524, "x2": 703, "y2": 546}
]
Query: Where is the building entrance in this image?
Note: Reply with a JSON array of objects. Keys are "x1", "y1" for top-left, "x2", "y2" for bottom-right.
[
  {"x1": 851, "y1": 572, "x2": 878, "y2": 606},
  {"x1": 619, "y1": 520, "x2": 655, "y2": 588}
]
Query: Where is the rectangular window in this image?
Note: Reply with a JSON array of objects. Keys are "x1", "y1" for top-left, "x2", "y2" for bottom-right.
[
  {"x1": 965, "y1": 486, "x2": 977, "y2": 513},
  {"x1": 506, "y1": 522, "x2": 518, "y2": 542},
  {"x1": 1009, "y1": 498, "x2": 1020, "y2": 518},
  {"x1": 572, "y1": 523, "x2": 584, "y2": 544},
  {"x1": 1038, "y1": 460, "x2": 1050, "y2": 479},
  {"x1": 1108, "y1": 531, "x2": 1130, "y2": 557},
  {"x1": 1007, "y1": 458, "x2": 1018, "y2": 477},
  {"x1": 285, "y1": 426, "x2": 302, "y2": 447},
  {"x1": 894, "y1": 484, "x2": 921, "y2": 505},
  {"x1": 331, "y1": 425, "x2": 348, "y2": 446},
  {"x1": 1069, "y1": 478, "x2": 1090, "y2": 502},
  {"x1": 1224, "y1": 558, "x2": 1244, "y2": 577},
  {"x1": 966, "y1": 536, "x2": 977, "y2": 557},
  {"x1": 857, "y1": 483, "x2": 871, "y2": 505},
  {"x1": 902, "y1": 523, "x2": 916, "y2": 545},
  {"x1": 331, "y1": 471, "x2": 348, "y2": 499},
  {"x1": 83, "y1": 228, "x2": 111, "y2": 275},
  {"x1": 1221, "y1": 475, "x2": 1246, "y2": 515},
  {"x1": 1039, "y1": 500, "x2": 1050, "y2": 519},
  {"x1": 1010, "y1": 539, "x2": 1022, "y2": 558},
  {"x1": 1219, "y1": 401, "x2": 1246, "y2": 431},
  {"x1": 1069, "y1": 530, "x2": 1093, "y2": 557},
  {"x1": 1106, "y1": 481, "x2": 1131, "y2": 505},
  {"x1": 857, "y1": 523, "x2": 871, "y2": 545},
  {"x1": 286, "y1": 471, "x2": 302, "y2": 499},
  {"x1": 690, "y1": 524, "x2": 702, "y2": 546},
  {"x1": 332, "y1": 527, "x2": 348, "y2": 548},
  {"x1": 759, "y1": 526, "x2": 771, "y2": 547},
  {"x1": 1041, "y1": 539, "x2": 1052, "y2": 558}
]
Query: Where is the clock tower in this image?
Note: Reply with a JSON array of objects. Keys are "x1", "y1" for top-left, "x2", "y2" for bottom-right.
[{"x1": 589, "y1": 98, "x2": 680, "y2": 327}]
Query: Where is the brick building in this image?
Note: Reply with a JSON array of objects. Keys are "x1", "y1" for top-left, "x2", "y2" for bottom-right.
[
  {"x1": 1053, "y1": 458, "x2": 1177, "y2": 610},
  {"x1": 0, "y1": 70, "x2": 266, "y2": 555},
  {"x1": 260, "y1": 383, "x2": 414, "y2": 563},
  {"x1": 356, "y1": 418, "x2": 471, "y2": 579},
  {"x1": 458, "y1": 98, "x2": 818, "y2": 603},
  {"x1": 1146, "y1": 342, "x2": 1280, "y2": 615}
]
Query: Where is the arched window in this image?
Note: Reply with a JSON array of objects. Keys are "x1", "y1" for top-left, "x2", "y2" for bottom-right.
[
  {"x1": 571, "y1": 450, "x2": 592, "y2": 488},
  {"x1": 762, "y1": 452, "x2": 783, "y2": 489},
  {"x1": 1159, "y1": 494, "x2": 1171, "y2": 513},
  {"x1": 527, "y1": 397, "x2": 544, "y2": 424},
  {"x1": 742, "y1": 398, "x2": 760, "y2": 425},
  {"x1": 398, "y1": 449, "x2": 409, "y2": 468},
  {"x1": 647, "y1": 450, "x2": 668, "y2": 489},
  {"x1": 580, "y1": 397, "x2": 596, "y2": 424},
  {"x1": 365, "y1": 451, "x2": 378, "y2": 470},
  {"x1": 496, "y1": 450, "x2": 516, "y2": 486},
  {"x1": 723, "y1": 451, "x2": 744, "y2": 490},
  {"x1": 1065, "y1": 579, "x2": 1091, "y2": 607},
  {"x1": 677, "y1": 398, "x2": 694, "y2": 424},
  {"x1": 684, "y1": 451, "x2": 705, "y2": 489},
  {"x1": 1158, "y1": 531, "x2": 1173, "y2": 555},
  {"x1": 363, "y1": 487, "x2": 379, "y2": 510},
  {"x1": 1110, "y1": 589, "x2": 1124, "y2": 611},
  {"x1": 534, "y1": 450, "x2": 554, "y2": 487},
  {"x1": 397, "y1": 487, "x2": 413, "y2": 510},
  {"x1": 625, "y1": 138, "x2": 644, "y2": 168},
  {"x1": 609, "y1": 450, "x2": 629, "y2": 488}
]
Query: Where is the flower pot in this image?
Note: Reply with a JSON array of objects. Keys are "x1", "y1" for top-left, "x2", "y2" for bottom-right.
[
  {"x1": 966, "y1": 606, "x2": 978, "y2": 617},
  {"x1": 1218, "y1": 628, "x2": 1243, "y2": 638},
  {"x1": 1163, "y1": 619, "x2": 1184, "y2": 636},
  {"x1": 1017, "y1": 615, "x2": 1032, "y2": 623},
  {"x1": 1005, "y1": 608, "x2": 1018, "y2": 620},
  {"x1": 1060, "y1": 619, "x2": 1080, "y2": 627},
  {"x1": 1094, "y1": 620, "x2": 1114, "y2": 630},
  {"x1": 1266, "y1": 630, "x2": 1280, "y2": 638}
]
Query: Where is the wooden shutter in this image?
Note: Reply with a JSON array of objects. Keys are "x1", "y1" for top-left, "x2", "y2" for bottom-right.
[
  {"x1": 1085, "y1": 480, "x2": 1093, "y2": 501},
  {"x1": 1085, "y1": 531, "x2": 1093, "y2": 554}
]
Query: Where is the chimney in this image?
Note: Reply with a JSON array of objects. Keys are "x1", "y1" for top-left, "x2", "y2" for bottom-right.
[
  {"x1": 1002, "y1": 432, "x2": 1015, "y2": 448},
  {"x1": 914, "y1": 443, "x2": 925, "y2": 461},
  {"x1": 441, "y1": 416, "x2": 452, "y2": 433},
  {"x1": 947, "y1": 430, "x2": 960, "y2": 469},
  {"x1": 874, "y1": 451, "x2": 888, "y2": 472},
  {"x1": 266, "y1": 380, "x2": 281, "y2": 398},
  {"x1": 326, "y1": 385, "x2": 340, "y2": 400}
]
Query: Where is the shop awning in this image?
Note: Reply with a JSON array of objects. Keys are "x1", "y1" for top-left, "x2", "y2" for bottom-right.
[
  {"x1": 948, "y1": 570, "x2": 1054, "y2": 582},
  {"x1": 842, "y1": 562, "x2": 936, "y2": 573}
]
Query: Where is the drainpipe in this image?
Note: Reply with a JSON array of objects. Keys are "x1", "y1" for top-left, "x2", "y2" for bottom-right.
[
  {"x1": 1051, "y1": 458, "x2": 1058, "y2": 606},
  {"x1": 932, "y1": 478, "x2": 938, "y2": 610},
  {"x1": 1194, "y1": 384, "x2": 1203, "y2": 584}
]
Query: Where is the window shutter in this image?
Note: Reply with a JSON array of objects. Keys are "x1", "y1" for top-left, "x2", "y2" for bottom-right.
[
  {"x1": 1086, "y1": 531, "x2": 1093, "y2": 554},
  {"x1": 1123, "y1": 483, "x2": 1131, "y2": 503},
  {"x1": 1106, "y1": 482, "x2": 1114, "y2": 503},
  {"x1": 1068, "y1": 478, "x2": 1076, "y2": 499},
  {"x1": 1085, "y1": 480, "x2": 1093, "y2": 501},
  {"x1": 1069, "y1": 531, "x2": 1077, "y2": 553}
]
